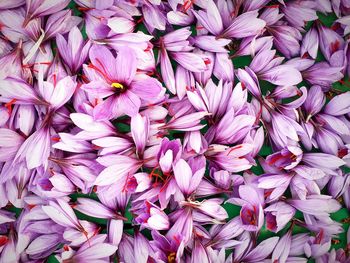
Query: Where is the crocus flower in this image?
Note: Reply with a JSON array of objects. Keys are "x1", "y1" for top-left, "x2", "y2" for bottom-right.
[
  {"x1": 116, "y1": 232, "x2": 153, "y2": 263},
  {"x1": 94, "y1": 154, "x2": 143, "y2": 187},
  {"x1": 304, "y1": 231, "x2": 332, "y2": 259},
  {"x1": 317, "y1": 22, "x2": 345, "y2": 62},
  {"x1": 206, "y1": 144, "x2": 253, "y2": 173},
  {"x1": 42, "y1": 199, "x2": 99, "y2": 246},
  {"x1": 24, "y1": 0, "x2": 70, "y2": 25},
  {"x1": 157, "y1": 138, "x2": 182, "y2": 174},
  {"x1": 265, "y1": 202, "x2": 296, "y2": 233},
  {"x1": 227, "y1": 185, "x2": 265, "y2": 231},
  {"x1": 131, "y1": 113, "x2": 150, "y2": 158},
  {"x1": 14, "y1": 74, "x2": 77, "y2": 169},
  {"x1": 302, "y1": 62, "x2": 344, "y2": 87},
  {"x1": 301, "y1": 26, "x2": 319, "y2": 59},
  {"x1": 207, "y1": 217, "x2": 244, "y2": 249},
  {"x1": 134, "y1": 201, "x2": 169, "y2": 231},
  {"x1": 173, "y1": 157, "x2": 205, "y2": 198},
  {"x1": 231, "y1": 235, "x2": 280, "y2": 262},
  {"x1": 267, "y1": 25, "x2": 302, "y2": 58},
  {"x1": 281, "y1": 1, "x2": 318, "y2": 31},
  {"x1": 149, "y1": 230, "x2": 185, "y2": 263},
  {"x1": 57, "y1": 234, "x2": 117, "y2": 262},
  {"x1": 75, "y1": 198, "x2": 127, "y2": 221},
  {"x1": 288, "y1": 195, "x2": 341, "y2": 218},
  {"x1": 220, "y1": 10, "x2": 266, "y2": 39},
  {"x1": 265, "y1": 146, "x2": 303, "y2": 170},
  {"x1": 324, "y1": 91, "x2": 350, "y2": 116},
  {"x1": 56, "y1": 26, "x2": 91, "y2": 74},
  {"x1": 0, "y1": 77, "x2": 46, "y2": 106},
  {"x1": 82, "y1": 45, "x2": 164, "y2": 119},
  {"x1": 160, "y1": 111, "x2": 209, "y2": 131}
]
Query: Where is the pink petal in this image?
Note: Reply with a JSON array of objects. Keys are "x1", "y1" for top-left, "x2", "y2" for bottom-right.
[
  {"x1": 173, "y1": 159, "x2": 192, "y2": 194},
  {"x1": 115, "y1": 47, "x2": 137, "y2": 85}
]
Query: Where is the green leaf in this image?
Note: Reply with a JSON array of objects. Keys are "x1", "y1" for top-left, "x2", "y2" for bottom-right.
[{"x1": 47, "y1": 255, "x2": 60, "y2": 263}]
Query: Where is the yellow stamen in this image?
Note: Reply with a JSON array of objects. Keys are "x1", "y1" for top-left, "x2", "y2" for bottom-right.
[
  {"x1": 111, "y1": 82, "x2": 124, "y2": 89},
  {"x1": 167, "y1": 252, "x2": 176, "y2": 263}
]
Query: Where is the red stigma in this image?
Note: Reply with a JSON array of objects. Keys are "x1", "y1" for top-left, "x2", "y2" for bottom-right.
[
  {"x1": 267, "y1": 154, "x2": 284, "y2": 165},
  {"x1": 302, "y1": 52, "x2": 310, "y2": 59},
  {"x1": 173, "y1": 235, "x2": 181, "y2": 245},
  {"x1": 227, "y1": 145, "x2": 243, "y2": 155},
  {"x1": 330, "y1": 40, "x2": 341, "y2": 53},
  {"x1": 338, "y1": 148, "x2": 348, "y2": 158},
  {"x1": 88, "y1": 60, "x2": 113, "y2": 83},
  {"x1": 331, "y1": 23, "x2": 341, "y2": 31},
  {"x1": 315, "y1": 229, "x2": 324, "y2": 244},
  {"x1": 181, "y1": 0, "x2": 194, "y2": 12},
  {"x1": 77, "y1": 7, "x2": 92, "y2": 11},
  {"x1": 5, "y1": 99, "x2": 17, "y2": 114},
  {"x1": 53, "y1": 74, "x2": 57, "y2": 87},
  {"x1": 80, "y1": 74, "x2": 89, "y2": 83},
  {"x1": 264, "y1": 189, "x2": 273, "y2": 198},
  {"x1": 51, "y1": 135, "x2": 60, "y2": 142},
  {"x1": 204, "y1": 58, "x2": 211, "y2": 65},
  {"x1": 27, "y1": 204, "x2": 36, "y2": 210},
  {"x1": 0, "y1": 236, "x2": 8, "y2": 247},
  {"x1": 136, "y1": 17, "x2": 144, "y2": 24}
]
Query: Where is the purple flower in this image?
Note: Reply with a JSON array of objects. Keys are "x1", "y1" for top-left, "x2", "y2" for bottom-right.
[
  {"x1": 281, "y1": 1, "x2": 318, "y2": 31},
  {"x1": 265, "y1": 202, "x2": 296, "y2": 232},
  {"x1": 56, "y1": 26, "x2": 91, "y2": 74},
  {"x1": 94, "y1": 154, "x2": 143, "y2": 187},
  {"x1": 220, "y1": 11, "x2": 266, "y2": 39},
  {"x1": 317, "y1": 22, "x2": 345, "y2": 62},
  {"x1": 227, "y1": 185, "x2": 265, "y2": 231},
  {"x1": 173, "y1": 158, "x2": 205, "y2": 197},
  {"x1": 57, "y1": 234, "x2": 117, "y2": 262},
  {"x1": 134, "y1": 201, "x2": 170, "y2": 231},
  {"x1": 266, "y1": 146, "x2": 303, "y2": 170},
  {"x1": 150, "y1": 230, "x2": 185, "y2": 262},
  {"x1": 288, "y1": 195, "x2": 341, "y2": 218},
  {"x1": 232, "y1": 235, "x2": 280, "y2": 262},
  {"x1": 82, "y1": 45, "x2": 164, "y2": 119},
  {"x1": 24, "y1": 0, "x2": 70, "y2": 25},
  {"x1": 267, "y1": 25, "x2": 302, "y2": 58},
  {"x1": 157, "y1": 138, "x2": 182, "y2": 174},
  {"x1": 301, "y1": 26, "x2": 319, "y2": 59},
  {"x1": 206, "y1": 144, "x2": 254, "y2": 173},
  {"x1": 302, "y1": 62, "x2": 344, "y2": 87}
]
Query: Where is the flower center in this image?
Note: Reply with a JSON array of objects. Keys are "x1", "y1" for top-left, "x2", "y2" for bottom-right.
[
  {"x1": 167, "y1": 252, "x2": 176, "y2": 263},
  {"x1": 111, "y1": 82, "x2": 124, "y2": 89}
]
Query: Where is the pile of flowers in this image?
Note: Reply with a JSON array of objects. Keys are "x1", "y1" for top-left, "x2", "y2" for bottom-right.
[{"x1": 0, "y1": 0, "x2": 350, "y2": 262}]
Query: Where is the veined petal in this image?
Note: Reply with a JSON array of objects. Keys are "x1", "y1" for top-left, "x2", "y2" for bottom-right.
[
  {"x1": 95, "y1": 155, "x2": 141, "y2": 186},
  {"x1": 131, "y1": 113, "x2": 149, "y2": 156},
  {"x1": 75, "y1": 198, "x2": 115, "y2": 219},
  {"x1": 173, "y1": 159, "x2": 192, "y2": 195},
  {"x1": 115, "y1": 47, "x2": 137, "y2": 85},
  {"x1": 117, "y1": 91, "x2": 141, "y2": 117},
  {"x1": 0, "y1": 77, "x2": 42, "y2": 104},
  {"x1": 245, "y1": 237, "x2": 279, "y2": 261}
]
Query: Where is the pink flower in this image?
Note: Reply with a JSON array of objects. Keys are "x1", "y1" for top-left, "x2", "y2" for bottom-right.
[{"x1": 82, "y1": 45, "x2": 165, "y2": 120}]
